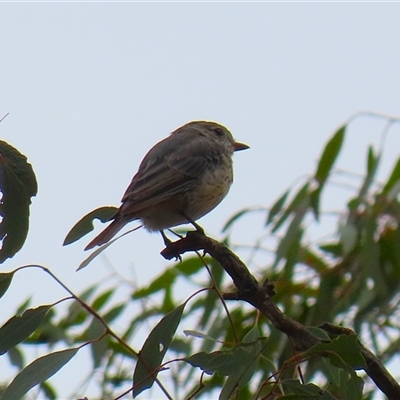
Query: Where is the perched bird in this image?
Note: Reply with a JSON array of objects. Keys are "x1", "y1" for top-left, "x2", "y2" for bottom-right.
[{"x1": 85, "y1": 121, "x2": 249, "y2": 250}]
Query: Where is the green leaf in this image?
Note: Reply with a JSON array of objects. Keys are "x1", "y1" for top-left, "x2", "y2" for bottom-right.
[
  {"x1": 382, "y1": 157, "x2": 400, "y2": 196},
  {"x1": 314, "y1": 125, "x2": 346, "y2": 185},
  {"x1": 91, "y1": 336, "x2": 109, "y2": 369},
  {"x1": 76, "y1": 235, "x2": 120, "y2": 271},
  {"x1": 91, "y1": 289, "x2": 113, "y2": 311},
  {"x1": 0, "y1": 305, "x2": 51, "y2": 355},
  {"x1": 102, "y1": 303, "x2": 126, "y2": 323},
  {"x1": 280, "y1": 379, "x2": 338, "y2": 399},
  {"x1": 222, "y1": 207, "x2": 254, "y2": 232},
  {"x1": 175, "y1": 255, "x2": 211, "y2": 276},
  {"x1": 63, "y1": 206, "x2": 118, "y2": 245},
  {"x1": 132, "y1": 268, "x2": 177, "y2": 299},
  {"x1": 299, "y1": 248, "x2": 329, "y2": 273},
  {"x1": 266, "y1": 189, "x2": 289, "y2": 226},
  {"x1": 311, "y1": 126, "x2": 346, "y2": 220},
  {"x1": 0, "y1": 271, "x2": 14, "y2": 298},
  {"x1": 318, "y1": 242, "x2": 342, "y2": 258},
  {"x1": 275, "y1": 212, "x2": 304, "y2": 262},
  {"x1": 305, "y1": 335, "x2": 366, "y2": 369},
  {"x1": 59, "y1": 286, "x2": 97, "y2": 328},
  {"x1": 184, "y1": 337, "x2": 266, "y2": 377},
  {"x1": 133, "y1": 303, "x2": 185, "y2": 397},
  {"x1": 367, "y1": 145, "x2": 378, "y2": 176},
  {"x1": 39, "y1": 381, "x2": 57, "y2": 400},
  {"x1": 15, "y1": 297, "x2": 32, "y2": 315},
  {"x1": 271, "y1": 182, "x2": 310, "y2": 233},
  {"x1": 344, "y1": 372, "x2": 364, "y2": 399},
  {"x1": 7, "y1": 346, "x2": 24, "y2": 369},
  {"x1": 84, "y1": 316, "x2": 107, "y2": 341},
  {"x1": 220, "y1": 327, "x2": 263, "y2": 400},
  {"x1": 0, "y1": 348, "x2": 79, "y2": 400},
  {"x1": 0, "y1": 141, "x2": 37, "y2": 262}
]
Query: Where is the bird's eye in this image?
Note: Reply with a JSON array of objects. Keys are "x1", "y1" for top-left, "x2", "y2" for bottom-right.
[{"x1": 213, "y1": 127, "x2": 224, "y2": 137}]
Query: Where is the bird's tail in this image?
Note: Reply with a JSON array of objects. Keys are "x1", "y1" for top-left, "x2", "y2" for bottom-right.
[{"x1": 85, "y1": 216, "x2": 128, "y2": 250}]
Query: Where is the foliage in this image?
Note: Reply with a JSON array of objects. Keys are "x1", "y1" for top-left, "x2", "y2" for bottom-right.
[
  {"x1": 1, "y1": 113, "x2": 400, "y2": 399},
  {"x1": 0, "y1": 140, "x2": 37, "y2": 262}
]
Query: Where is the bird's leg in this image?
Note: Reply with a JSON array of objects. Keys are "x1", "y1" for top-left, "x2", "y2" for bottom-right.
[
  {"x1": 160, "y1": 230, "x2": 172, "y2": 247},
  {"x1": 179, "y1": 212, "x2": 205, "y2": 235}
]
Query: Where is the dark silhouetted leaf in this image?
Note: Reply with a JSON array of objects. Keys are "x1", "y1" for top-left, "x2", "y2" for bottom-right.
[
  {"x1": 280, "y1": 379, "x2": 338, "y2": 399},
  {"x1": 0, "y1": 348, "x2": 79, "y2": 400},
  {"x1": 0, "y1": 141, "x2": 37, "y2": 262},
  {"x1": 63, "y1": 206, "x2": 118, "y2": 245},
  {"x1": 0, "y1": 305, "x2": 51, "y2": 355},
  {"x1": 0, "y1": 271, "x2": 14, "y2": 298}
]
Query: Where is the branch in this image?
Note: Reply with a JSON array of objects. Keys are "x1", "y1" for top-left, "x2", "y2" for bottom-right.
[
  {"x1": 161, "y1": 231, "x2": 318, "y2": 351},
  {"x1": 161, "y1": 231, "x2": 400, "y2": 399}
]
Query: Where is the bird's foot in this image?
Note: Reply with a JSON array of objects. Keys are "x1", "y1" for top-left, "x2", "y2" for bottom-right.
[{"x1": 160, "y1": 230, "x2": 182, "y2": 262}]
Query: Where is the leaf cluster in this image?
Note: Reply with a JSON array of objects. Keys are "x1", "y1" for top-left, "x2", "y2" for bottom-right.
[{"x1": 1, "y1": 114, "x2": 400, "y2": 399}]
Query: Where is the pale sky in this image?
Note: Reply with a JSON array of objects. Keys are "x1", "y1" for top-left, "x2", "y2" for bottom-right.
[{"x1": 1, "y1": 3, "x2": 400, "y2": 399}]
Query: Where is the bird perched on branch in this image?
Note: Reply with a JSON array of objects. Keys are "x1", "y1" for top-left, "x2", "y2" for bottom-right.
[{"x1": 85, "y1": 121, "x2": 249, "y2": 250}]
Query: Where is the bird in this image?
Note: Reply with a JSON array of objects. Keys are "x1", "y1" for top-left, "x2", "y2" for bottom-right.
[{"x1": 85, "y1": 121, "x2": 249, "y2": 250}]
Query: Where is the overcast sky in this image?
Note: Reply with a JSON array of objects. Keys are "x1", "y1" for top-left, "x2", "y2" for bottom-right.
[{"x1": 1, "y1": 3, "x2": 400, "y2": 399}]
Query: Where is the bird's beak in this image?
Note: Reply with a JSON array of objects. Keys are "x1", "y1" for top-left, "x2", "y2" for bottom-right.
[{"x1": 234, "y1": 141, "x2": 250, "y2": 152}]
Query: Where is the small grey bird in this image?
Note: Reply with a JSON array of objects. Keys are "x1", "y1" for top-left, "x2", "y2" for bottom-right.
[{"x1": 85, "y1": 121, "x2": 249, "y2": 250}]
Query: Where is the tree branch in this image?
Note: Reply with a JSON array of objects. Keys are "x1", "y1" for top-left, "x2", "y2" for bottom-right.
[{"x1": 160, "y1": 231, "x2": 400, "y2": 399}]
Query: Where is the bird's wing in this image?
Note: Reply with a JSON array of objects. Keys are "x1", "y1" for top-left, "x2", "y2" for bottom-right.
[{"x1": 119, "y1": 132, "x2": 217, "y2": 215}]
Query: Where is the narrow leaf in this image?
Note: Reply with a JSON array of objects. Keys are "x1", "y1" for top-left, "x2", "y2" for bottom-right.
[
  {"x1": 271, "y1": 182, "x2": 310, "y2": 233},
  {"x1": 266, "y1": 189, "x2": 289, "y2": 226},
  {"x1": 311, "y1": 126, "x2": 346, "y2": 220},
  {"x1": 0, "y1": 305, "x2": 51, "y2": 355},
  {"x1": 0, "y1": 272, "x2": 14, "y2": 298},
  {"x1": 222, "y1": 207, "x2": 254, "y2": 232},
  {"x1": 0, "y1": 348, "x2": 79, "y2": 400},
  {"x1": 7, "y1": 346, "x2": 24, "y2": 369},
  {"x1": 276, "y1": 212, "x2": 304, "y2": 262},
  {"x1": 63, "y1": 206, "x2": 118, "y2": 246},
  {"x1": 77, "y1": 228, "x2": 138, "y2": 271},
  {"x1": 91, "y1": 289, "x2": 113, "y2": 311},
  {"x1": 367, "y1": 145, "x2": 377, "y2": 176},
  {"x1": 133, "y1": 303, "x2": 185, "y2": 397},
  {"x1": 357, "y1": 146, "x2": 380, "y2": 202},
  {"x1": 314, "y1": 125, "x2": 346, "y2": 185},
  {"x1": 132, "y1": 269, "x2": 177, "y2": 299},
  {"x1": 382, "y1": 157, "x2": 400, "y2": 196}
]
